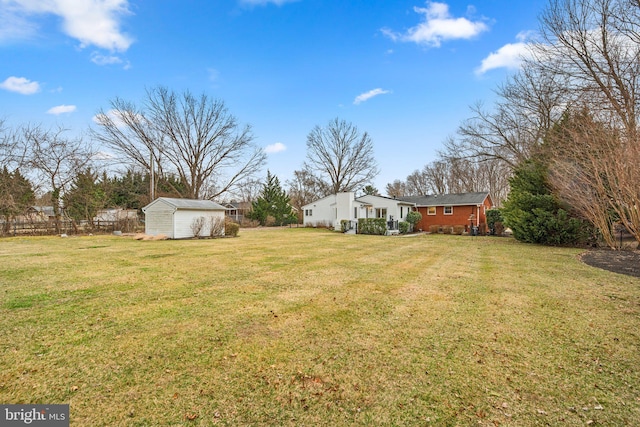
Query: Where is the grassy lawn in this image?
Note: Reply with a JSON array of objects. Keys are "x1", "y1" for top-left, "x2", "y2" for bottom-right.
[{"x1": 1, "y1": 228, "x2": 639, "y2": 426}]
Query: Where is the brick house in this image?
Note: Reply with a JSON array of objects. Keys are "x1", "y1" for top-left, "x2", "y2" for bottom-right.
[{"x1": 398, "y1": 192, "x2": 493, "y2": 233}]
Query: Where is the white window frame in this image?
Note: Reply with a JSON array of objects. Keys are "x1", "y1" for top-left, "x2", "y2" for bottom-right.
[
  {"x1": 444, "y1": 206, "x2": 453, "y2": 215},
  {"x1": 427, "y1": 206, "x2": 436, "y2": 215}
]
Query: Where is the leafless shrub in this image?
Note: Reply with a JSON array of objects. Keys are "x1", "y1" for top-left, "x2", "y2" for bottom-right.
[
  {"x1": 453, "y1": 225, "x2": 465, "y2": 235},
  {"x1": 190, "y1": 216, "x2": 206, "y2": 237},
  {"x1": 209, "y1": 216, "x2": 225, "y2": 237}
]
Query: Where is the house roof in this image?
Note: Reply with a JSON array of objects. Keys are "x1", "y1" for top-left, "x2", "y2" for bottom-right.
[
  {"x1": 355, "y1": 194, "x2": 416, "y2": 206},
  {"x1": 302, "y1": 192, "x2": 417, "y2": 210},
  {"x1": 29, "y1": 206, "x2": 56, "y2": 216},
  {"x1": 143, "y1": 197, "x2": 226, "y2": 211},
  {"x1": 223, "y1": 201, "x2": 251, "y2": 209},
  {"x1": 398, "y1": 192, "x2": 491, "y2": 207}
]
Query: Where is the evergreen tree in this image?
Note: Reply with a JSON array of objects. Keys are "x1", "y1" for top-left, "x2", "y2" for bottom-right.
[
  {"x1": 63, "y1": 168, "x2": 106, "y2": 224},
  {"x1": 106, "y1": 169, "x2": 149, "y2": 210},
  {"x1": 249, "y1": 171, "x2": 295, "y2": 226},
  {"x1": 501, "y1": 159, "x2": 592, "y2": 246},
  {"x1": 0, "y1": 167, "x2": 35, "y2": 231},
  {"x1": 362, "y1": 185, "x2": 380, "y2": 196}
]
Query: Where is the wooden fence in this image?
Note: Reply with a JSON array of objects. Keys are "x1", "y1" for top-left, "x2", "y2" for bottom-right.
[{"x1": 1, "y1": 218, "x2": 141, "y2": 237}]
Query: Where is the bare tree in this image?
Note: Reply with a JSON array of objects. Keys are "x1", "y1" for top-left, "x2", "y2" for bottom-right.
[
  {"x1": 446, "y1": 63, "x2": 568, "y2": 169},
  {"x1": 404, "y1": 168, "x2": 430, "y2": 196},
  {"x1": 231, "y1": 178, "x2": 264, "y2": 204},
  {"x1": 20, "y1": 125, "x2": 95, "y2": 232},
  {"x1": 93, "y1": 98, "x2": 164, "y2": 199},
  {"x1": 537, "y1": 0, "x2": 640, "y2": 137},
  {"x1": 303, "y1": 118, "x2": 379, "y2": 195},
  {"x1": 422, "y1": 160, "x2": 450, "y2": 194},
  {"x1": 93, "y1": 86, "x2": 266, "y2": 200},
  {"x1": 0, "y1": 119, "x2": 29, "y2": 171},
  {"x1": 547, "y1": 109, "x2": 640, "y2": 248},
  {"x1": 286, "y1": 169, "x2": 324, "y2": 212},
  {"x1": 474, "y1": 158, "x2": 511, "y2": 207},
  {"x1": 533, "y1": 0, "x2": 640, "y2": 247},
  {"x1": 385, "y1": 179, "x2": 407, "y2": 198}
]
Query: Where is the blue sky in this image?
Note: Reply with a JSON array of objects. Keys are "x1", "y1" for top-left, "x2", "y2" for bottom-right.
[{"x1": 0, "y1": 0, "x2": 547, "y2": 192}]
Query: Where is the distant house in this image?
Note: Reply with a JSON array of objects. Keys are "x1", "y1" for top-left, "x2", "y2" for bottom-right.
[
  {"x1": 302, "y1": 192, "x2": 416, "y2": 233},
  {"x1": 26, "y1": 206, "x2": 56, "y2": 222},
  {"x1": 223, "y1": 201, "x2": 251, "y2": 223},
  {"x1": 142, "y1": 197, "x2": 226, "y2": 239},
  {"x1": 397, "y1": 192, "x2": 493, "y2": 232},
  {"x1": 93, "y1": 208, "x2": 139, "y2": 223}
]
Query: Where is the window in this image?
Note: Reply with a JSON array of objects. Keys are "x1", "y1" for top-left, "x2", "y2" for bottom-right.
[
  {"x1": 427, "y1": 207, "x2": 436, "y2": 215},
  {"x1": 354, "y1": 207, "x2": 358, "y2": 219},
  {"x1": 400, "y1": 207, "x2": 404, "y2": 218},
  {"x1": 375, "y1": 208, "x2": 387, "y2": 219},
  {"x1": 444, "y1": 206, "x2": 453, "y2": 215},
  {"x1": 305, "y1": 209, "x2": 312, "y2": 216}
]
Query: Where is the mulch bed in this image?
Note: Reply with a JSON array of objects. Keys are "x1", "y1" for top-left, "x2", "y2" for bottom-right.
[{"x1": 580, "y1": 249, "x2": 640, "y2": 278}]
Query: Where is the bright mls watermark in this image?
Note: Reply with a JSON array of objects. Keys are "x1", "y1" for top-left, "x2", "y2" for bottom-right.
[{"x1": 1, "y1": 405, "x2": 69, "y2": 426}]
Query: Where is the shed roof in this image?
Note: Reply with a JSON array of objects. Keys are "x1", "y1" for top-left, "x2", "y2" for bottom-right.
[
  {"x1": 398, "y1": 192, "x2": 491, "y2": 207},
  {"x1": 143, "y1": 197, "x2": 226, "y2": 212}
]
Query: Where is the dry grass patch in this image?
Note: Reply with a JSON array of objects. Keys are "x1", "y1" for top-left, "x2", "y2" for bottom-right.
[{"x1": 1, "y1": 230, "x2": 639, "y2": 425}]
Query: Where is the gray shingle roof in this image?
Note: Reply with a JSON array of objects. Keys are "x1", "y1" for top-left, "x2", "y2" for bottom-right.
[
  {"x1": 397, "y1": 192, "x2": 490, "y2": 207},
  {"x1": 150, "y1": 197, "x2": 226, "y2": 210}
]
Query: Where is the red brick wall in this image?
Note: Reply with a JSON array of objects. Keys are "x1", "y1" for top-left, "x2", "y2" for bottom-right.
[{"x1": 414, "y1": 198, "x2": 492, "y2": 232}]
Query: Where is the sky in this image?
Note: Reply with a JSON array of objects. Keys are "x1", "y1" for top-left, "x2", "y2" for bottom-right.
[{"x1": 0, "y1": 0, "x2": 548, "y2": 194}]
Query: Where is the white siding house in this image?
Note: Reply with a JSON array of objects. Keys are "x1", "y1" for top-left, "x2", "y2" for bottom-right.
[
  {"x1": 142, "y1": 197, "x2": 226, "y2": 239},
  {"x1": 301, "y1": 192, "x2": 415, "y2": 232}
]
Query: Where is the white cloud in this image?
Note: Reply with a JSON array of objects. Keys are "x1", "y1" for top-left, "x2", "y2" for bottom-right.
[
  {"x1": 354, "y1": 88, "x2": 391, "y2": 105},
  {"x1": 382, "y1": 2, "x2": 489, "y2": 47},
  {"x1": 265, "y1": 142, "x2": 287, "y2": 154},
  {"x1": 475, "y1": 32, "x2": 535, "y2": 75},
  {"x1": 92, "y1": 151, "x2": 117, "y2": 161},
  {"x1": 91, "y1": 52, "x2": 122, "y2": 65},
  {"x1": 1, "y1": 0, "x2": 133, "y2": 51},
  {"x1": 0, "y1": 76, "x2": 40, "y2": 94},
  {"x1": 240, "y1": 0, "x2": 298, "y2": 5},
  {"x1": 92, "y1": 109, "x2": 144, "y2": 127},
  {"x1": 0, "y1": 5, "x2": 38, "y2": 42},
  {"x1": 47, "y1": 104, "x2": 76, "y2": 115}
]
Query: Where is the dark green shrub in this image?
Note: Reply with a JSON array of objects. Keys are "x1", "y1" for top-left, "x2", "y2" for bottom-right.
[
  {"x1": 224, "y1": 220, "x2": 239, "y2": 237},
  {"x1": 340, "y1": 220, "x2": 350, "y2": 233},
  {"x1": 502, "y1": 159, "x2": 593, "y2": 246},
  {"x1": 358, "y1": 218, "x2": 386, "y2": 235},
  {"x1": 486, "y1": 209, "x2": 503, "y2": 235},
  {"x1": 399, "y1": 221, "x2": 410, "y2": 234},
  {"x1": 405, "y1": 211, "x2": 422, "y2": 231}
]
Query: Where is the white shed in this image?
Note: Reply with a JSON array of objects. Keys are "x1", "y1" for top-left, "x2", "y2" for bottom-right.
[{"x1": 142, "y1": 197, "x2": 226, "y2": 239}]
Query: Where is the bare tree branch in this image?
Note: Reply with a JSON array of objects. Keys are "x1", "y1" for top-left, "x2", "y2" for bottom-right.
[
  {"x1": 92, "y1": 86, "x2": 266, "y2": 200},
  {"x1": 303, "y1": 118, "x2": 379, "y2": 195}
]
